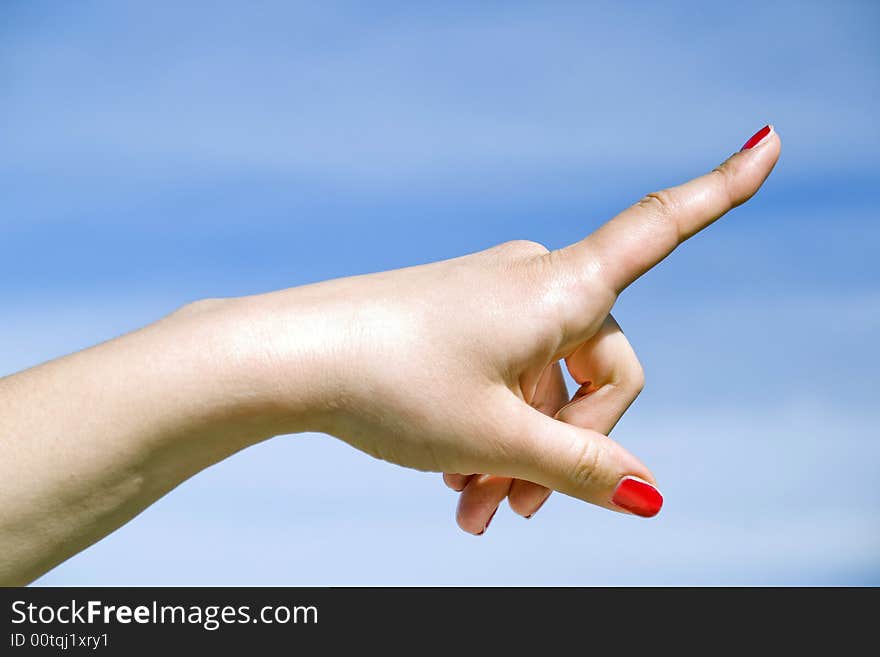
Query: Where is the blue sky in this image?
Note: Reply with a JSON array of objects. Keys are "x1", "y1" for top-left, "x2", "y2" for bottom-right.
[{"x1": 2, "y1": 1, "x2": 878, "y2": 584}]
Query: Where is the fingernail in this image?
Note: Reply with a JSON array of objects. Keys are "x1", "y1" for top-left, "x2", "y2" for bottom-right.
[
  {"x1": 740, "y1": 124, "x2": 772, "y2": 151},
  {"x1": 525, "y1": 493, "x2": 551, "y2": 519},
  {"x1": 611, "y1": 476, "x2": 663, "y2": 518}
]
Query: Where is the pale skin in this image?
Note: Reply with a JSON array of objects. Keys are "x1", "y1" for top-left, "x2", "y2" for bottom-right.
[{"x1": 0, "y1": 128, "x2": 780, "y2": 585}]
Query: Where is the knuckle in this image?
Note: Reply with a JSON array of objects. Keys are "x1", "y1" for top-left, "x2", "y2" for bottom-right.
[
  {"x1": 636, "y1": 190, "x2": 683, "y2": 247},
  {"x1": 569, "y1": 438, "x2": 602, "y2": 490},
  {"x1": 605, "y1": 362, "x2": 644, "y2": 400},
  {"x1": 638, "y1": 189, "x2": 678, "y2": 217},
  {"x1": 710, "y1": 162, "x2": 738, "y2": 208},
  {"x1": 629, "y1": 362, "x2": 646, "y2": 395},
  {"x1": 612, "y1": 320, "x2": 646, "y2": 395}
]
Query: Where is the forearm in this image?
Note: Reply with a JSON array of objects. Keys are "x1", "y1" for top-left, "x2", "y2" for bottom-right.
[{"x1": 0, "y1": 297, "x2": 315, "y2": 585}]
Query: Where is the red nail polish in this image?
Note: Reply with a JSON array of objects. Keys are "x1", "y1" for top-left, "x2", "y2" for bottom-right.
[
  {"x1": 741, "y1": 124, "x2": 771, "y2": 151},
  {"x1": 612, "y1": 476, "x2": 663, "y2": 518}
]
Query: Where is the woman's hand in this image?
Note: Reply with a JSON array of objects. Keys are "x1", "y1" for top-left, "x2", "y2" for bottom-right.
[
  {"x1": 0, "y1": 126, "x2": 778, "y2": 584},
  {"x1": 442, "y1": 315, "x2": 645, "y2": 533},
  {"x1": 238, "y1": 125, "x2": 781, "y2": 533}
]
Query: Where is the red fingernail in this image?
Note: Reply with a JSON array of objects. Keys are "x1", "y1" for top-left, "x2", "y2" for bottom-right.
[
  {"x1": 611, "y1": 476, "x2": 663, "y2": 518},
  {"x1": 740, "y1": 124, "x2": 771, "y2": 151}
]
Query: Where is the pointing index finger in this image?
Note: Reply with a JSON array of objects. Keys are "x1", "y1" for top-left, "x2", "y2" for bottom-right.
[{"x1": 564, "y1": 125, "x2": 781, "y2": 294}]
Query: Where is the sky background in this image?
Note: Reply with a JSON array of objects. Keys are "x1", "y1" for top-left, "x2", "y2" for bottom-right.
[{"x1": 2, "y1": 1, "x2": 878, "y2": 585}]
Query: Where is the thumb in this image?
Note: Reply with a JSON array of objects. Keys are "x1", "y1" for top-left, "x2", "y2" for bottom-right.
[{"x1": 504, "y1": 403, "x2": 663, "y2": 518}]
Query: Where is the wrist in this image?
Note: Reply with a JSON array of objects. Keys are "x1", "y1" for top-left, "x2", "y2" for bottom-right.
[{"x1": 172, "y1": 291, "x2": 344, "y2": 440}]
